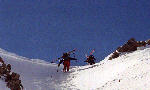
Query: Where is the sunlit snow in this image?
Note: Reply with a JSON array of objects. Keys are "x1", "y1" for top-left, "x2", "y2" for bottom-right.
[{"x1": 1, "y1": 46, "x2": 150, "y2": 90}]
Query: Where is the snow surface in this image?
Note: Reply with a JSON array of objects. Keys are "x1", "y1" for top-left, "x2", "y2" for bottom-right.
[{"x1": 1, "y1": 46, "x2": 150, "y2": 90}]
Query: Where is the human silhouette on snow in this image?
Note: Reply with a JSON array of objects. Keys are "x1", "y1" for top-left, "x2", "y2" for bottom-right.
[
  {"x1": 58, "y1": 53, "x2": 77, "y2": 72},
  {"x1": 84, "y1": 55, "x2": 96, "y2": 65}
]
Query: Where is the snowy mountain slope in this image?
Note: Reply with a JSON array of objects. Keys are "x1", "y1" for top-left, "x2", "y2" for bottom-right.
[
  {"x1": 1, "y1": 46, "x2": 150, "y2": 90},
  {"x1": 0, "y1": 49, "x2": 71, "y2": 90},
  {"x1": 0, "y1": 80, "x2": 9, "y2": 90},
  {"x1": 61, "y1": 46, "x2": 150, "y2": 90}
]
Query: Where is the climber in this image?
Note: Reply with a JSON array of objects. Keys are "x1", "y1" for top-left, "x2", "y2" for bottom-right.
[
  {"x1": 58, "y1": 53, "x2": 77, "y2": 72},
  {"x1": 84, "y1": 55, "x2": 96, "y2": 65}
]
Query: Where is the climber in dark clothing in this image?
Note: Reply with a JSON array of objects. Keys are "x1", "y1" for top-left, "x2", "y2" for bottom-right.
[
  {"x1": 84, "y1": 55, "x2": 96, "y2": 65},
  {"x1": 58, "y1": 53, "x2": 77, "y2": 72}
]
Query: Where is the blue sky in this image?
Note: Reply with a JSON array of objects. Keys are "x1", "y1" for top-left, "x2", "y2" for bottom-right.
[{"x1": 0, "y1": 0, "x2": 150, "y2": 65}]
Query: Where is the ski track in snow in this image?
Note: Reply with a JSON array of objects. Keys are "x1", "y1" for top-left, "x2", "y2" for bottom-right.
[{"x1": 0, "y1": 46, "x2": 150, "y2": 89}]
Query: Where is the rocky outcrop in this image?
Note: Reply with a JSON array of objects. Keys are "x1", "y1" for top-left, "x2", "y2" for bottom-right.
[
  {"x1": 0, "y1": 57, "x2": 23, "y2": 90},
  {"x1": 116, "y1": 38, "x2": 138, "y2": 52},
  {"x1": 109, "y1": 38, "x2": 149, "y2": 60},
  {"x1": 108, "y1": 52, "x2": 120, "y2": 60},
  {"x1": 146, "y1": 39, "x2": 150, "y2": 45}
]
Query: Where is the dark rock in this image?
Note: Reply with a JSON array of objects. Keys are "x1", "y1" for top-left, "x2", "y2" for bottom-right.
[
  {"x1": 0, "y1": 57, "x2": 4, "y2": 64},
  {"x1": 109, "y1": 38, "x2": 148, "y2": 60},
  {"x1": 137, "y1": 41, "x2": 146, "y2": 47},
  {"x1": 147, "y1": 40, "x2": 150, "y2": 45},
  {"x1": 0, "y1": 57, "x2": 23, "y2": 90},
  {"x1": 109, "y1": 52, "x2": 120, "y2": 60}
]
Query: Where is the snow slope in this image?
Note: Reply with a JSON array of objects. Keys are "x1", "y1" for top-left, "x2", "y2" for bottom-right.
[
  {"x1": 65, "y1": 46, "x2": 150, "y2": 90},
  {"x1": 1, "y1": 46, "x2": 150, "y2": 90},
  {"x1": 0, "y1": 49, "x2": 69, "y2": 90},
  {"x1": 0, "y1": 80, "x2": 9, "y2": 90}
]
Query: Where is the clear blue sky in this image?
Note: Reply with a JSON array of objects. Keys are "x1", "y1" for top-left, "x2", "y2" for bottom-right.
[{"x1": 0, "y1": 0, "x2": 150, "y2": 65}]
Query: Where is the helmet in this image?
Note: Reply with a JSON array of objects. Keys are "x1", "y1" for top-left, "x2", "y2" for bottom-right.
[
  {"x1": 89, "y1": 55, "x2": 94, "y2": 58},
  {"x1": 63, "y1": 53, "x2": 69, "y2": 57},
  {"x1": 90, "y1": 55, "x2": 93, "y2": 57}
]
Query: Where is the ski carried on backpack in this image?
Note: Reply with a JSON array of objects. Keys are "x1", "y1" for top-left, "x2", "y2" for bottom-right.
[
  {"x1": 90, "y1": 49, "x2": 95, "y2": 55},
  {"x1": 85, "y1": 49, "x2": 95, "y2": 58},
  {"x1": 67, "y1": 48, "x2": 77, "y2": 54},
  {"x1": 51, "y1": 48, "x2": 77, "y2": 63},
  {"x1": 84, "y1": 49, "x2": 96, "y2": 65}
]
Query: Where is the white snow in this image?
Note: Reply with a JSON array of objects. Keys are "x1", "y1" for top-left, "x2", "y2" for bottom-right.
[
  {"x1": 1, "y1": 46, "x2": 150, "y2": 90},
  {"x1": 0, "y1": 49, "x2": 67, "y2": 90},
  {"x1": 0, "y1": 80, "x2": 9, "y2": 90}
]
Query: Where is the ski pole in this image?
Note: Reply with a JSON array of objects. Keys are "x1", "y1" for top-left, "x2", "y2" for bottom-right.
[{"x1": 57, "y1": 67, "x2": 59, "y2": 72}]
